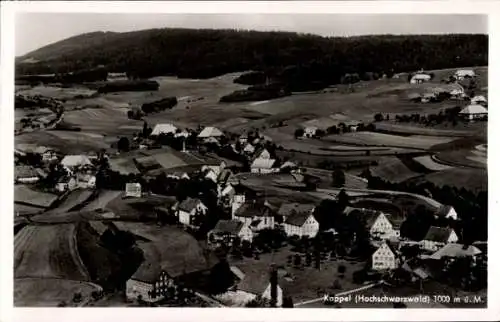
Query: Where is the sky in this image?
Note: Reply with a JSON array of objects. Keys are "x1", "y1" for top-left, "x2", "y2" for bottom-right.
[{"x1": 15, "y1": 13, "x2": 488, "y2": 56}]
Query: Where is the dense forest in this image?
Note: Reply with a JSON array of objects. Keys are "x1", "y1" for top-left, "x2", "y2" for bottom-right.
[{"x1": 16, "y1": 29, "x2": 487, "y2": 89}]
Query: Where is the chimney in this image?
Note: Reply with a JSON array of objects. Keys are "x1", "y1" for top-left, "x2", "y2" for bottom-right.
[{"x1": 270, "y1": 265, "x2": 278, "y2": 307}]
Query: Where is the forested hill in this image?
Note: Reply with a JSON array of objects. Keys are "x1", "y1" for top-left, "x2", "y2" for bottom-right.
[{"x1": 16, "y1": 28, "x2": 488, "y2": 85}]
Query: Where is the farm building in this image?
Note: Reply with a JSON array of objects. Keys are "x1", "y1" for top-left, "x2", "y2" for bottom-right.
[
  {"x1": 410, "y1": 74, "x2": 431, "y2": 84},
  {"x1": 243, "y1": 143, "x2": 255, "y2": 154},
  {"x1": 235, "y1": 271, "x2": 283, "y2": 307},
  {"x1": 253, "y1": 148, "x2": 271, "y2": 160},
  {"x1": 283, "y1": 211, "x2": 319, "y2": 238},
  {"x1": 75, "y1": 173, "x2": 96, "y2": 189},
  {"x1": 421, "y1": 226, "x2": 459, "y2": 252},
  {"x1": 471, "y1": 95, "x2": 487, "y2": 105},
  {"x1": 371, "y1": 242, "x2": 397, "y2": 271},
  {"x1": 151, "y1": 123, "x2": 178, "y2": 136},
  {"x1": 56, "y1": 176, "x2": 77, "y2": 192},
  {"x1": 459, "y1": 104, "x2": 488, "y2": 121},
  {"x1": 198, "y1": 126, "x2": 223, "y2": 138},
  {"x1": 250, "y1": 158, "x2": 277, "y2": 174},
  {"x1": 238, "y1": 134, "x2": 248, "y2": 144},
  {"x1": 233, "y1": 200, "x2": 275, "y2": 231},
  {"x1": 344, "y1": 207, "x2": 400, "y2": 239},
  {"x1": 61, "y1": 155, "x2": 92, "y2": 170},
  {"x1": 429, "y1": 243, "x2": 482, "y2": 261},
  {"x1": 208, "y1": 219, "x2": 254, "y2": 246},
  {"x1": 454, "y1": 69, "x2": 475, "y2": 80},
  {"x1": 303, "y1": 126, "x2": 318, "y2": 138},
  {"x1": 175, "y1": 197, "x2": 208, "y2": 227},
  {"x1": 14, "y1": 166, "x2": 40, "y2": 184},
  {"x1": 125, "y1": 183, "x2": 142, "y2": 198},
  {"x1": 35, "y1": 146, "x2": 58, "y2": 161}
]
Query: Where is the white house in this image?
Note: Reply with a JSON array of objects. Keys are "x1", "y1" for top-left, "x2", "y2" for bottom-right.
[
  {"x1": 236, "y1": 272, "x2": 283, "y2": 307},
  {"x1": 277, "y1": 203, "x2": 315, "y2": 223},
  {"x1": 283, "y1": 211, "x2": 319, "y2": 238},
  {"x1": 61, "y1": 155, "x2": 92, "y2": 171},
  {"x1": 368, "y1": 212, "x2": 400, "y2": 239},
  {"x1": 231, "y1": 194, "x2": 246, "y2": 217},
  {"x1": 238, "y1": 134, "x2": 248, "y2": 145},
  {"x1": 459, "y1": 104, "x2": 488, "y2": 121},
  {"x1": 303, "y1": 126, "x2": 318, "y2": 138},
  {"x1": 208, "y1": 219, "x2": 254, "y2": 246},
  {"x1": 233, "y1": 201, "x2": 275, "y2": 232},
  {"x1": 429, "y1": 243, "x2": 482, "y2": 260},
  {"x1": 250, "y1": 158, "x2": 277, "y2": 174},
  {"x1": 125, "y1": 183, "x2": 142, "y2": 198},
  {"x1": 372, "y1": 242, "x2": 397, "y2": 271},
  {"x1": 204, "y1": 168, "x2": 219, "y2": 183},
  {"x1": 454, "y1": 69, "x2": 475, "y2": 80},
  {"x1": 253, "y1": 148, "x2": 271, "y2": 160},
  {"x1": 56, "y1": 176, "x2": 77, "y2": 192},
  {"x1": 243, "y1": 143, "x2": 255, "y2": 154},
  {"x1": 34, "y1": 146, "x2": 58, "y2": 161},
  {"x1": 410, "y1": 74, "x2": 431, "y2": 84},
  {"x1": 471, "y1": 95, "x2": 487, "y2": 105},
  {"x1": 421, "y1": 226, "x2": 459, "y2": 252},
  {"x1": 76, "y1": 173, "x2": 97, "y2": 189},
  {"x1": 176, "y1": 197, "x2": 208, "y2": 227},
  {"x1": 198, "y1": 126, "x2": 223, "y2": 138},
  {"x1": 126, "y1": 269, "x2": 175, "y2": 303},
  {"x1": 437, "y1": 205, "x2": 458, "y2": 221},
  {"x1": 151, "y1": 123, "x2": 178, "y2": 136}
]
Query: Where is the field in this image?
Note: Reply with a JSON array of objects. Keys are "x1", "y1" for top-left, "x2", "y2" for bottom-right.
[
  {"x1": 373, "y1": 122, "x2": 479, "y2": 137},
  {"x1": 14, "y1": 185, "x2": 59, "y2": 209},
  {"x1": 369, "y1": 157, "x2": 423, "y2": 183},
  {"x1": 17, "y1": 85, "x2": 97, "y2": 100},
  {"x1": 15, "y1": 278, "x2": 101, "y2": 307},
  {"x1": 46, "y1": 189, "x2": 95, "y2": 214},
  {"x1": 412, "y1": 155, "x2": 453, "y2": 171},
  {"x1": 14, "y1": 224, "x2": 90, "y2": 280},
  {"x1": 412, "y1": 168, "x2": 487, "y2": 192},
  {"x1": 323, "y1": 132, "x2": 456, "y2": 150},
  {"x1": 16, "y1": 131, "x2": 110, "y2": 154}
]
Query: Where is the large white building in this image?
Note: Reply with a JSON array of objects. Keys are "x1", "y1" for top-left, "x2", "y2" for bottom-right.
[
  {"x1": 151, "y1": 123, "x2": 178, "y2": 136},
  {"x1": 283, "y1": 211, "x2": 319, "y2": 238},
  {"x1": 175, "y1": 197, "x2": 208, "y2": 227},
  {"x1": 421, "y1": 226, "x2": 459, "y2": 252},
  {"x1": 459, "y1": 104, "x2": 488, "y2": 121},
  {"x1": 372, "y1": 242, "x2": 397, "y2": 271}
]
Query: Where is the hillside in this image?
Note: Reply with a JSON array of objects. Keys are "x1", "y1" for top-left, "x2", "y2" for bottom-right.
[{"x1": 16, "y1": 28, "x2": 488, "y2": 88}]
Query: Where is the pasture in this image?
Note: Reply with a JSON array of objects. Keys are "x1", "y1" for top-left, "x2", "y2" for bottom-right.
[
  {"x1": 417, "y1": 168, "x2": 487, "y2": 193},
  {"x1": 413, "y1": 155, "x2": 453, "y2": 171},
  {"x1": 369, "y1": 157, "x2": 423, "y2": 183},
  {"x1": 17, "y1": 85, "x2": 97, "y2": 100}
]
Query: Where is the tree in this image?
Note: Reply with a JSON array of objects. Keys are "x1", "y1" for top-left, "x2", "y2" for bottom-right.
[
  {"x1": 374, "y1": 113, "x2": 384, "y2": 122},
  {"x1": 331, "y1": 169, "x2": 346, "y2": 188},
  {"x1": 117, "y1": 137, "x2": 130, "y2": 152},
  {"x1": 142, "y1": 121, "x2": 149, "y2": 137},
  {"x1": 294, "y1": 128, "x2": 304, "y2": 138}
]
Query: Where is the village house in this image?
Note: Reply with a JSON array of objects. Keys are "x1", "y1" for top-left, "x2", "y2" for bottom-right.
[
  {"x1": 61, "y1": 154, "x2": 93, "y2": 172},
  {"x1": 429, "y1": 243, "x2": 482, "y2": 261},
  {"x1": 125, "y1": 182, "x2": 142, "y2": 198},
  {"x1": 253, "y1": 147, "x2": 271, "y2": 160},
  {"x1": 76, "y1": 173, "x2": 96, "y2": 189},
  {"x1": 250, "y1": 158, "x2": 277, "y2": 174},
  {"x1": 410, "y1": 73, "x2": 431, "y2": 84},
  {"x1": 277, "y1": 203, "x2": 315, "y2": 223},
  {"x1": 243, "y1": 143, "x2": 255, "y2": 155},
  {"x1": 459, "y1": 104, "x2": 488, "y2": 121},
  {"x1": 454, "y1": 69, "x2": 476, "y2": 80},
  {"x1": 198, "y1": 126, "x2": 224, "y2": 139},
  {"x1": 151, "y1": 123, "x2": 178, "y2": 136},
  {"x1": 218, "y1": 183, "x2": 236, "y2": 207},
  {"x1": 238, "y1": 134, "x2": 248, "y2": 145},
  {"x1": 421, "y1": 226, "x2": 459, "y2": 252},
  {"x1": 175, "y1": 197, "x2": 208, "y2": 227},
  {"x1": 471, "y1": 95, "x2": 487, "y2": 106},
  {"x1": 283, "y1": 210, "x2": 319, "y2": 238},
  {"x1": 34, "y1": 146, "x2": 58, "y2": 162},
  {"x1": 344, "y1": 207, "x2": 402, "y2": 240},
  {"x1": 233, "y1": 200, "x2": 275, "y2": 232},
  {"x1": 371, "y1": 242, "x2": 398, "y2": 271},
  {"x1": 235, "y1": 271, "x2": 283, "y2": 307},
  {"x1": 56, "y1": 175, "x2": 78, "y2": 192},
  {"x1": 436, "y1": 205, "x2": 458, "y2": 221},
  {"x1": 14, "y1": 165, "x2": 41, "y2": 184},
  {"x1": 303, "y1": 126, "x2": 318, "y2": 138},
  {"x1": 208, "y1": 219, "x2": 254, "y2": 246}
]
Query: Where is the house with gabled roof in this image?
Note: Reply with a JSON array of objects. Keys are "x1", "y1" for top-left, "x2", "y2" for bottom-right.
[
  {"x1": 236, "y1": 271, "x2": 283, "y2": 307},
  {"x1": 243, "y1": 143, "x2": 255, "y2": 155},
  {"x1": 198, "y1": 126, "x2": 223, "y2": 138},
  {"x1": 459, "y1": 104, "x2": 488, "y2": 121},
  {"x1": 277, "y1": 203, "x2": 315, "y2": 223},
  {"x1": 471, "y1": 95, "x2": 487, "y2": 106},
  {"x1": 436, "y1": 205, "x2": 458, "y2": 221},
  {"x1": 421, "y1": 226, "x2": 459, "y2": 252},
  {"x1": 175, "y1": 197, "x2": 208, "y2": 227},
  {"x1": 344, "y1": 207, "x2": 401, "y2": 239},
  {"x1": 151, "y1": 123, "x2": 178, "y2": 136},
  {"x1": 250, "y1": 158, "x2": 277, "y2": 174},
  {"x1": 253, "y1": 147, "x2": 271, "y2": 160},
  {"x1": 61, "y1": 154, "x2": 93, "y2": 171},
  {"x1": 371, "y1": 242, "x2": 398, "y2": 271},
  {"x1": 233, "y1": 200, "x2": 275, "y2": 232},
  {"x1": 454, "y1": 69, "x2": 475, "y2": 80},
  {"x1": 429, "y1": 243, "x2": 482, "y2": 261},
  {"x1": 208, "y1": 219, "x2": 253, "y2": 246},
  {"x1": 283, "y1": 210, "x2": 319, "y2": 238}
]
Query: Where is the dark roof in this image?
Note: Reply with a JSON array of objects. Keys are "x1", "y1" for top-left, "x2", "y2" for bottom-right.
[
  {"x1": 178, "y1": 197, "x2": 203, "y2": 213},
  {"x1": 423, "y1": 226, "x2": 455, "y2": 243},
  {"x1": 284, "y1": 211, "x2": 313, "y2": 227},
  {"x1": 235, "y1": 201, "x2": 274, "y2": 218},
  {"x1": 211, "y1": 220, "x2": 244, "y2": 235},
  {"x1": 277, "y1": 203, "x2": 315, "y2": 217},
  {"x1": 238, "y1": 271, "x2": 271, "y2": 295}
]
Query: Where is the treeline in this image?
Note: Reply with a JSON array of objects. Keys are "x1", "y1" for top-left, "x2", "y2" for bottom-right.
[
  {"x1": 16, "y1": 67, "x2": 108, "y2": 85},
  {"x1": 16, "y1": 29, "x2": 487, "y2": 90}
]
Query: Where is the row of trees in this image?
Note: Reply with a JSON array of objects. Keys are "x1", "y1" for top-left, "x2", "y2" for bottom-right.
[{"x1": 17, "y1": 30, "x2": 487, "y2": 90}]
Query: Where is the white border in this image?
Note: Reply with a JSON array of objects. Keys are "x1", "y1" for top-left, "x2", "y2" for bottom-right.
[{"x1": 1, "y1": 2, "x2": 499, "y2": 322}]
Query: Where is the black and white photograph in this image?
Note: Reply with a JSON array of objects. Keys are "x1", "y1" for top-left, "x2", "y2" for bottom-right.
[{"x1": 2, "y1": 2, "x2": 498, "y2": 320}]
